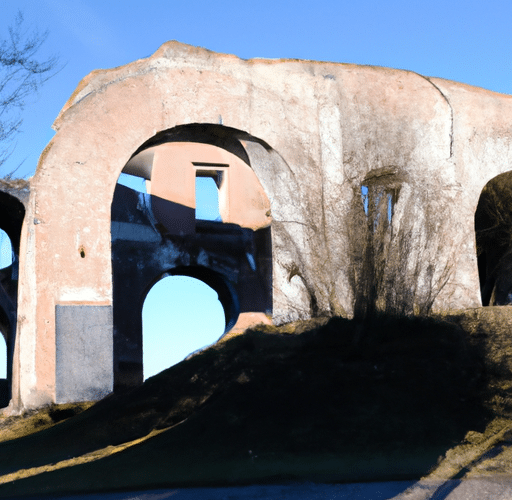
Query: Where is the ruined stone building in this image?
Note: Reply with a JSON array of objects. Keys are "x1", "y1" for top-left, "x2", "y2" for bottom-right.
[{"x1": 0, "y1": 41, "x2": 511, "y2": 410}]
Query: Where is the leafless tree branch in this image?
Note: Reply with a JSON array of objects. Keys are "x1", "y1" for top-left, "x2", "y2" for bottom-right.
[{"x1": 0, "y1": 10, "x2": 59, "y2": 173}]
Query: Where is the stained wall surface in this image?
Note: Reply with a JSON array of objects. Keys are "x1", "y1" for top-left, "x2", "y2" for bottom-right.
[{"x1": 11, "y1": 41, "x2": 512, "y2": 409}]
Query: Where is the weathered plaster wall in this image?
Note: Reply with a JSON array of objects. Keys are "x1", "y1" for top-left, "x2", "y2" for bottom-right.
[{"x1": 12, "y1": 41, "x2": 512, "y2": 409}]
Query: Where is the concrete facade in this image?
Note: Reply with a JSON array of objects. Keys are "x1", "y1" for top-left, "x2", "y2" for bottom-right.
[{"x1": 2, "y1": 41, "x2": 512, "y2": 409}]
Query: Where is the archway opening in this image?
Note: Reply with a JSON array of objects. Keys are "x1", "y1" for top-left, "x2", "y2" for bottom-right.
[
  {"x1": 142, "y1": 275, "x2": 225, "y2": 379},
  {"x1": 475, "y1": 171, "x2": 512, "y2": 305},
  {"x1": 111, "y1": 124, "x2": 273, "y2": 391}
]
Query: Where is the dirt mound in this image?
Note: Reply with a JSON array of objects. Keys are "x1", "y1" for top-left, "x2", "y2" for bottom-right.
[{"x1": 0, "y1": 315, "x2": 498, "y2": 497}]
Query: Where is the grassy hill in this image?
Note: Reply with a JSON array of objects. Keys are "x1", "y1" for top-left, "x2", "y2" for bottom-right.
[{"x1": 0, "y1": 311, "x2": 511, "y2": 497}]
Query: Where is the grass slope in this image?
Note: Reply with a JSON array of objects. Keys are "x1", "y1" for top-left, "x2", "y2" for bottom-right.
[{"x1": 0, "y1": 314, "x2": 504, "y2": 497}]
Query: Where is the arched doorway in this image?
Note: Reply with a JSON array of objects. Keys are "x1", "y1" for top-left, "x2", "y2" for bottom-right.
[
  {"x1": 475, "y1": 171, "x2": 512, "y2": 305},
  {"x1": 0, "y1": 189, "x2": 26, "y2": 407},
  {"x1": 0, "y1": 228, "x2": 12, "y2": 405},
  {"x1": 111, "y1": 124, "x2": 272, "y2": 392},
  {"x1": 142, "y1": 275, "x2": 226, "y2": 379}
]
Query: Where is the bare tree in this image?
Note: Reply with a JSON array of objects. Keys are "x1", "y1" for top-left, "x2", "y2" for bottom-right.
[
  {"x1": 351, "y1": 179, "x2": 454, "y2": 319},
  {"x1": 0, "y1": 11, "x2": 58, "y2": 172}
]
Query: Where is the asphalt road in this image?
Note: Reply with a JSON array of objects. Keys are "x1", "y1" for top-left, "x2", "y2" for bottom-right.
[
  {"x1": 5, "y1": 478, "x2": 512, "y2": 500},
  {"x1": 0, "y1": 481, "x2": 412, "y2": 500}
]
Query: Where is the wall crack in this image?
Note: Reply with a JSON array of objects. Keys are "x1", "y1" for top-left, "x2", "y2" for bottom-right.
[{"x1": 415, "y1": 73, "x2": 454, "y2": 159}]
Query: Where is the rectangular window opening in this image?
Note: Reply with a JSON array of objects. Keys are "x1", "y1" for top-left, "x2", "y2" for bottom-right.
[
  {"x1": 361, "y1": 184, "x2": 399, "y2": 232},
  {"x1": 195, "y1": 168, "x2": 224, "y2": 221}
]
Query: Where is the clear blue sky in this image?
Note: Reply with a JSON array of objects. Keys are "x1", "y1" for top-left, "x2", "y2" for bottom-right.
[{"x1": 1, "y1": 0, "x2": 511, "y2": 379}]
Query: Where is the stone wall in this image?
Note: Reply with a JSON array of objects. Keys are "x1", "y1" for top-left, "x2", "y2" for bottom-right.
[{"x1": 9, "y1": 41, "x2": 512, "y2": 409}]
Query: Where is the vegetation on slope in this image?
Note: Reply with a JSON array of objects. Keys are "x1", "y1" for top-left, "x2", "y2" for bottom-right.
[
  {"x1": 0, "y1": 402, "x2": 92, "y2": 443},
  {"x1": 0, "y1": 312, "x2": 507, "y2": 497}
]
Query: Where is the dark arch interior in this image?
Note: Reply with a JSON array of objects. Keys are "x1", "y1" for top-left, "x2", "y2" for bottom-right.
[
  {"x1": 0, "y1": 189, "x2": 25, "y2": 407},
  {"x1": 129, "y1": 123, "x2": 273, "y2": 167},
  {"x1": 475, "y1": 171, "x2": 512, "y2": 305},
  {"x1": 0, "y1": 190, "x2": 25, "y2": 251}
]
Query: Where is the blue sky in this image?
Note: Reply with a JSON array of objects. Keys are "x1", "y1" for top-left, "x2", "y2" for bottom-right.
[{"x1": 0, "y1": 0, "x2": 511, "y2": 379}]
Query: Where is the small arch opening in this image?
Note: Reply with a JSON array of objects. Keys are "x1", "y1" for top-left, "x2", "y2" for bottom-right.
[{"x1": 142, "y1": 275, "x2": 226, "y2": 380}]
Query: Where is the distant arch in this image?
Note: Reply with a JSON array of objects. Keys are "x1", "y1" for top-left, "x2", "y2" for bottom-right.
[{"x1": 142, "y1": 272, "x2": 227, "y2": 379}]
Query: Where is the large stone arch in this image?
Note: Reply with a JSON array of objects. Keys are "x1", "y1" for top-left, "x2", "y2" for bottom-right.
[{"x1": 111, "y1": 125, "x2": 274, "y2": 391}]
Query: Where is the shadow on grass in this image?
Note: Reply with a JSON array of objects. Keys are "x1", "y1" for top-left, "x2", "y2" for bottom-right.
[{"x1": 0, "y1": 314, "x2": 494, "y2": 497}]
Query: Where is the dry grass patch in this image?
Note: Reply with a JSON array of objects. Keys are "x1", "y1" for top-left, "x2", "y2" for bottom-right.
[{"x1": 0, "y1": 402, "x2": 93, "y2": 443}]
